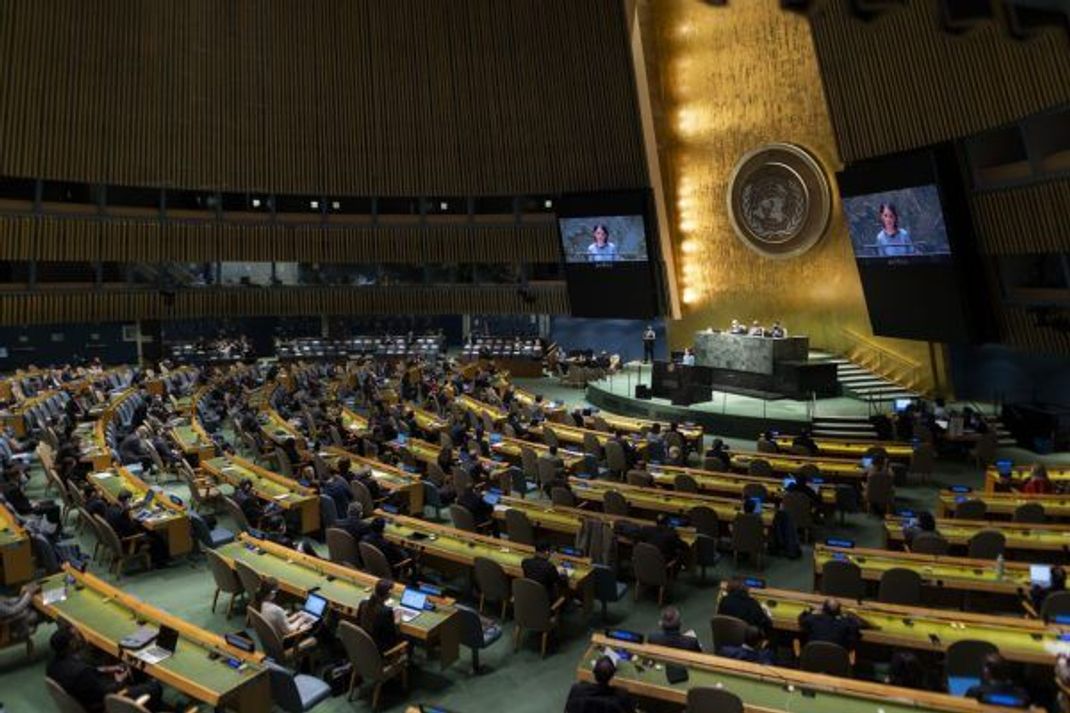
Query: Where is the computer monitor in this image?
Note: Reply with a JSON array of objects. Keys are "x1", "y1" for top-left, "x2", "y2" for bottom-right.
[
  {"x1": 894, "y1": 398, "x2": 913, "y2": 412},
  {"x1": 302, "y1": 593, "x2": 328, "y2": 619},
  {"x1": 861, "y1": 457, "x2": 874, "y2": 468},
  {"x1": 401, "y1": 589, "x2": 429, "y2": 611},
  {"x1": 996, "y1": 460, "x2": 1013, "y2": 476},
  {"x1": 782, "y1": 477, "x2": 796, "y2": 489},
  {"x1": 1030, "y1": 565, "x2": 1052, "y2": 588},
  {"x1": 604, "y1": 629, "x2": 644, "y2": 644},
  {"x1": 155, "y1": 626, "x2": 179, "y2": 654}
]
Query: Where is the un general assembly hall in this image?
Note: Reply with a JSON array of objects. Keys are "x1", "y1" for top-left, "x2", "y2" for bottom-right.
[{"x1": 0, "y1": 1, "x2": 1067, "y2": 712}]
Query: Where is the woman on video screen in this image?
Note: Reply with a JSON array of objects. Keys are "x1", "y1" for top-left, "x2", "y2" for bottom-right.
[
  {"x1": 875, "y1": 203, "x2": 914, "y2": 257},
  {"x1": 586, "y1": 224, "x2": 619, "y2": 263}
]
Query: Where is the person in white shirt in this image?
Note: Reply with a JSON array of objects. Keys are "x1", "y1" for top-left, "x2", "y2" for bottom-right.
[
  {"x1": 586, "y1": 224, "x2": 619, "y2": 263},
  {"x1": 747, "y1": 321, "x2": 765, "y2": 336},
  {"x1": 258, "y1": 577, "x2": 315, "y2": 638}
]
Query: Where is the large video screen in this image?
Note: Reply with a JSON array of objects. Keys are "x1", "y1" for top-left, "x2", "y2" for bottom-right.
[
  {"x1": 837, "y1": 145, "x2": 991, "y2": 344},
  {"x1": 558, "y1": 216, "x2": 649, "y2": 263},
  {"x1": 556, "y1": 191, "x2": 663, "y2": 319},
  {"x1": 843, "y1": 185, "x2": 951, "y2": 263}
]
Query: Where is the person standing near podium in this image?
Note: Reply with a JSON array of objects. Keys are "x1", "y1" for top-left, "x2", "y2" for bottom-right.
[{"x1": 642, "y1": 325, "x2": 656, "y2": 363}]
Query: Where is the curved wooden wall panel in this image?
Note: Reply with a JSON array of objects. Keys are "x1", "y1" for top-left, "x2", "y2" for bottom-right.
[
  {"x1": 0, "y1": 285, "x2": 570, "y2": 326},
  {"x1": 0, "y1": 215, "x2": 560, "y2": 264},
  {"x1": 970, "y1": 179, "x2": 1070, "y2": 255},
  {"x1": 809, "y1": 2, "x2": 1070, "y2": 163},
  {"x1": 0, "y1": 0, "x2": 646, "y2": 196}
]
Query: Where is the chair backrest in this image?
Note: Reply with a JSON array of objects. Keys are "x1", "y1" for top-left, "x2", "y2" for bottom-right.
[
  {"x1": 454, "y1": 604, "x2": 487, "y2": 649},
  {"x1": 731, "y1": 512, "x2": 764, "y2": 554},
  {"x1": 687, "y1": 688, "x2": 743, "y2": 713},
  {"x1": 592, "y1": 563, "x2": 621, "y2": 603},
  {"x1": 674, "y1": 473, "x2": 699, "y2": 493},
  {"x1": 632, "y1": 542, "x2": 668, "y2": 587},
  {"x1": 105, "y1": 694, "x2": 151, "y2": 713},
  {"x1": 452, "y1": 466, "x2": 472, "y2": 492},
  {"x1": 741, "y1": 482, "x2": 768, "y2": 501},
  {"x1": 350, "y1": 480, "x2": 375, "y2": 516},
  {"x1": 685, "y1": 506, "x2": 718, "y2": 539},
  {"x1": 878, "y1": 567, "x2": 922, "y2": 605},
  {"x1": 834, "y1": 484, "x2": 860, "y2": 514},
  {"x1": 338, "y1": 620, "x2": 384, "y2": 681},
  {"x1": 1013, "y1": 502, "x2": 1046, "y2": 523},
  {"x1": 693, "y1": 533, "x2": 720, "y2": 568},
  {"x1": 967, "y1": 529, "x2": 1006, "y2": 559},
  {"x1": 865, "y1": 472, "x2": 895, "y2": 507},
  {"x1": 798, "y1": 463, "x2": 820, "y2": 481},
  {"x1": 206, "y1": 548, "x2": 242, "y2": 594},
  {"x1": 536, "y1": 457, "x2": 558, "y2": 489},
  {"x1": 603, "y1": 490, "x2": 629, "y2": 516},
  {"x1": 521, "y1": 447, "x2": 539, "y2": 479},
  {"x1": 512, "y1": 577, "x2": 552, "y2": 632},
  {"x1": 274, "y1": 448, "x2": 294, "y2": 476},
  {"x1": 800, "y1": 640, "x2": 852, "y2": 677},
  {"x1": 626, "y1": 470, "x2": 653, "y2": 488},
  {"x1": 702, "y1": 456, "x2": 727, "y2": 472},
  {"x1": 47, "y1": 676, "x2": 89, "y2": 713},
  {"x1": 474, "y1": 556, "x2": 510, "y2": 601},
  {"x1": 505, "y1": 508, "x2": 535, "y2": 546},
  {"x1": 583, "y1": 432, "x2": 603, "y2": 458},
  {"x1": 945, "y1": 639, "x2": 998, "y2": 679},
  {"x1": 781, "y1": 491, "x2": 813, "y2": 528},
  {"x1": 542, "y1": 427, "x2": 559, "y2": 448},
  {"x1": 710, "y1": 614, "x2": 747, "y2": 650},
  {"x1": 449, "y1": 504, "x2": 478, "y2": 533},
  {"x1": 93, "y1": 515, "x2": 123, "y2": 557},
  {"x1": 318, "y1": 494, "x2": 338, "y2": 530},
  {"x1": 747, "y1": 459, "x2": 772, "y2": 478},
  {"x1": 223, "y1": 496, "x2": 252, "y2": 533},
  {"x1": 910, "y1": 444, "x2": 935, "y2": 474},
  {"x1": 910, "y1": 531, "x2": 950, "y2": 555},
  {"x1": 358, "y1": 541, "x2": 394, "y2": 578},
  {"x1": 234, "y1": 559, "x2": 264, "y2": 601},
  {"x1": 604, "y1": 441, "x2": 627, "y2": 471},
  {"x1": 427, "y1": 462, "x2": 448, "y2": 487},
  {"x1": 551, "y1": 487, "x2": 576, "y2": 507},
  {"x1": 326, "y1": 527, "x2": 360, "y2": 566},
  {"x1": 954, "y1": 499, "x2": 987, "y2": 520},
  {"x1": 248, "y1": 607, "x2": 287, "y2": 660},
  {"x1": 821, "y1": 559, "x2": 864, "y2": 599},
  {"x1": 264, "y1": 660, "x2": 304, "y2": 713},
  {"x1": 1041, "y1": 591, "x2": 1070, "y2": 621}
]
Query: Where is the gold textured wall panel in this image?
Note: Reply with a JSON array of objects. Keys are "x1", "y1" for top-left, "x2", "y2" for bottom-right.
[
  {"x1": 638, "y1": 0, "x2": 936, "y2": 387},
  {"x1": 0, "y1": 285, "x2": 570, "y2": 326},
  {"x1": 809, "y1": 2, "x2": 1070, "y2": 164},
  {"x1": 970, "y1": 179, "x2": 1070, "y2": 255},
  {"x1": 0, "y1": 0, "x2": 646, "y2": 196}
]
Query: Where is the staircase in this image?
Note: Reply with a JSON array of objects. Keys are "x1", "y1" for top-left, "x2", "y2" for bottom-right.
[{"x1": 809, "y1": 351, "x2": 921, "y2": 403}]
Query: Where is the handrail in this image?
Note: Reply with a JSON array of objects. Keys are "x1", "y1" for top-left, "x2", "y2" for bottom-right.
[
  {"x1": 840, "y1": 327, "x2": 922, "y2": 370},
  {"x1": 839, "y1": 327, "x2": 927, "y2": 395}
]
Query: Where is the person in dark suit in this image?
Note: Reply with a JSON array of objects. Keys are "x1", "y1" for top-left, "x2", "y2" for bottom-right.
[
  {"x1": 457, "y1": 486, "x2": 493, "y2": 528},
  {"x1": 361, "y1": 517, "x2": 409, "y2": 571},
  {"x1": 47, "y1": 627, "x2": 164, "y2": 712},
  {"x1": 105, "y1": 489, "x2": 168, "y2": 565},
  {"x1": 717, "y1": 625, "x2": 775, "y2": 664},
  {"x1": 234, "y1": 478, "x2": 268, "y2": 526},
  {"x1": 639, "y1": 515, "x2": 687, "y2": 568},
  {"x1": 566, "y1": 656, "x2": 637, "y2": 713},
  {"x1": 792, "y1": 429, "x2": 818, "y2": 456},
  {"x1": 336, "y1": 502, "x2": 372, "y2": 543},
  {"x1": 704, "y1": 438, "x2": 732, "y2": 471},
  {"x1": 521, "y1": 541, "x2": 567, "y2": 599},
  {"x1": 279, "y1": 437, "x2": 303, "y2": 470},
  {"x1": 716, "y1": 578, "x2": 772, "y2": 634},
  {"x1": 538, "y1": 445, "x2": 565, "y2": 478},
  {"x1": 797, "y1": 598, "x2": 861, "y2": 651},
  {"x1": 647, "y1": 607, "x2": 701, "y2": 652},
  {"x1": 965, "y1": 654, "x2": 1030, "y2": 706},
  {"x1": 321, "y1": 472, "x2": 352, "y2": 516},
  {"x1": 356, "y1": 578, "x2": 402, "y2": 654}
]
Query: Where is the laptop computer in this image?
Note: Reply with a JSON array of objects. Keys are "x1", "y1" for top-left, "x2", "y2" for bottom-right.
[
  {"x1": 302, "y1": 592, "x2": 328, "y2": 621},
  {"x1": 399, "y1": 589, "x2": 429, "y2": 622},
  {"x1": 137, "y1": 626, "x2": 179, "y2": 664},
  {"x1": 1030, "y1": 565, "x2": 1052, "y2": 587}
]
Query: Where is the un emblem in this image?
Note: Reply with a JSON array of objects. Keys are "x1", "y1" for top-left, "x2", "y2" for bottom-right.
[{"x1": 727, "y1": 143, "x2": 831, "y2": 259}]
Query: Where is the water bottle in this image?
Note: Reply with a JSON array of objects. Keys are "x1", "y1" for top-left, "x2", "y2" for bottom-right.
[{"x1": 995, "y1": 554, "x2": 1005, "y2": 580}]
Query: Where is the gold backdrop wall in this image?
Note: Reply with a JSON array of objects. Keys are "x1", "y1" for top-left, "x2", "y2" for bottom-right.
[{"x1": 636, "y1": 0, "x2": 939, "y2": 391}]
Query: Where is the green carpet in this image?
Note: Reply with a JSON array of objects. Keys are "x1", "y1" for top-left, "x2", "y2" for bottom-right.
[{"x1": 2, "y1": 376, "x2": 1063, "y2": 712}]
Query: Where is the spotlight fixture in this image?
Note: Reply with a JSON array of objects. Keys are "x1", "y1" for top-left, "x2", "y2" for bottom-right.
[{"x1": 310, "y1": 200, "x2": 319, "y2": 210}]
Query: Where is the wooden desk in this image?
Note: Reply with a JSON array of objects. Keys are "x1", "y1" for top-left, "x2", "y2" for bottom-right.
[
  {"x1": 0, "y1": 501, "x2": 33, "y2": 585},
  {"x1": 491, "y1": 495, "x2": 698, "y2": 547},
  {"x1": 455, "y1": 395, "x2": 509, "y2": 424},
  {"x1": 729, "y1": 449, "x2": 867, "y2": 482},
  {"x1": 578, "y1": 633, "x2": 1012, "y2": 713},
  {"x1": 488, "y1": 436, "x2": 586, "y2": 472},
  {"x1": 814, "y1": 544, "x2": 1033, "y2": 610},
  {"x1": 320, "y1": 447, "x2": 424, "y2": 513},
  {"x1": 34, "y1": 565, "x2": 269, "y2": 712},
  {"x1": 3, "y1": 389, "x2": 59, "y2": 437},
  {"x1": 88, "y1": 469, "x2": 193, "y2": 557},
  {"x1": 774, "y1": 435, "x2": 915, "y2": 461},
  {"x1": 984, "y1": 464, "x2": 1070, "y2": 493},
  {"x1": 169, "y1": 423, "x2": 217, "y2": 465},
  {"x1": 645, "y1": 463, "x2": 838, "y2": 505},
  {"x1": 576, "y1": 411, "x2": 703, "y2": 445},
  {"x1": 884, "y1": 514, "x2": 1070, "y2": 560},
  {"x1": 378, "y1": 512, "x2": 594, "y2": 611},
  {"x1": 937, "y1": 490, "x2": 1070, "y2": 521},
  {"x1": 568, "y1": 477, "x2": 774, "y2": 530},
  {"x1": 217, "y1": 534, "x2": 460, "y2": 666},
  {"x1": 529, "y1": 422, "x2": 649, "y2": 457},
  {"x1": 201, "y1": 455, "x2": 320, "y2": 534},
  {"x1": 737, "y1": 583, "x2": 1067, "y2": 665}
]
